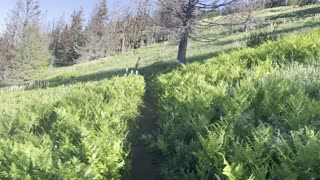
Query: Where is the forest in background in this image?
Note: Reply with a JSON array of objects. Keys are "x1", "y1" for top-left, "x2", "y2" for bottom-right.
[{"x1": 0, "y1": 0, "x2": 318, "y2": 85}]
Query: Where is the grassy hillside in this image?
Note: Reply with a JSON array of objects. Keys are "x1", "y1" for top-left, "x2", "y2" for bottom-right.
[
  {"x1": 0, "y1": 4, "x2": 320, "y2": 179},
  {"x1": 150, "y1": 30, "x2": 320, "y2": 179},
  {"x1": 0, "y1": 75, "x2": 145, "y2": 179},
  {"x1": 28, "y1": 4, "x2": 320, "y2": 86}
]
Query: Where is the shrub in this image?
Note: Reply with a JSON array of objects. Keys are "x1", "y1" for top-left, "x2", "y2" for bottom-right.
[
  {"x1": 151, "y1": 30, "x2": 320, "y2": 179},
  {"x1": 197, "y1": 64, "x2": 320, "y2": 179},
  {"x1": 0, "y1": 75, "x2": 145, "y2": 179},
  {"x1": 246, "y1": 31, "x2": 277, "y2": 48}
]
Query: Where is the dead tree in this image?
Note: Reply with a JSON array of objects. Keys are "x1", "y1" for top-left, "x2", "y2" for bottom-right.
[{"x1": 157, "y1": 0, "x2": 263, "y2": 64}]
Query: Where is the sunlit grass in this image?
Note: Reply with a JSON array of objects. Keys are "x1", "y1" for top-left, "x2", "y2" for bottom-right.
[{"x1": 29, "y1": 4, "x2": 320, "y2": 86}]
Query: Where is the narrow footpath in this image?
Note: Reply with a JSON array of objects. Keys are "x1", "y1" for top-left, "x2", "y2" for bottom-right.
[{"x1": 131, "y1": 87, "x2": 161, "y2": 180}]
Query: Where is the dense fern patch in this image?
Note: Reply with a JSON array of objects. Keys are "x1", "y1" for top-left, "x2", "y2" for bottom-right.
[
  {"x1": 151, "y1": 30, "x2": 320, "y2": 179},
  {"x1": 0, "y1": 75, "x2": 145, "y2": 179}
]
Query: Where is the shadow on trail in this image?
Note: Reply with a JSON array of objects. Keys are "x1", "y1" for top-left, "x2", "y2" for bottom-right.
[{"x1": 130, "y1": 88, "x2": 162, "y2": 180}]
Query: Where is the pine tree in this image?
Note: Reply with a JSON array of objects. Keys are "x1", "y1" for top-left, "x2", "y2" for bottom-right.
[
  {"x1": 69, "y1": 8, "x2": 85, "y2": 62},
  {"x1": 50, "y1": 9, "x2": 85, "y2": 66},
  {"x1": 49, "y1": 17, "x2": 66, "y2": 65},
  {"x1": 76, "y1": 0, "x2": 109, "y2": 63},
  {"x1": 0, "y1": 0, "x2": 50, "y2": 83},
  {"x1": 58, "y1": 25, "x2": 72, "y2": 65}
]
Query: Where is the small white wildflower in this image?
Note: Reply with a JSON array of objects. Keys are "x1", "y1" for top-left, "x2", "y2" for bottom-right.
[
  {"x1": 276, "y1": 136, "x2": 282, "y2": 145},
  {"x1": 276, "y1": 129, "x2": 282, "y2": 145},
  {"x1": 136, "y1": 70, "x2": 139, "y2": 75}
]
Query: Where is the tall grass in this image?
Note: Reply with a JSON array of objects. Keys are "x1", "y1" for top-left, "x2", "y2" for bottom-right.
[
  {"x1": 151, "y1": 30, "x2": 320, "y2": 179},
  {"x1": 0, "y1": 75, "x2": 145, "y2": 179}
]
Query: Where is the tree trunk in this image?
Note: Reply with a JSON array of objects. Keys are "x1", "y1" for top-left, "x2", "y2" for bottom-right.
[
  {"x1": 122, "y1": 21, "x2": 126, "y2": 53},
  {"x1": 177, "y1": 29, "x2": 189, "y2": 64},
  {"x1": 121, "y1": 33, "x2": 126, "y2": 53}
]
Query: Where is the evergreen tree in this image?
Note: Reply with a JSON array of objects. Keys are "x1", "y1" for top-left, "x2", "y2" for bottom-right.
[
  {"x1": 50, "y1": 9, "x2": 85, "y2": 66},
  {"x1": 57, "y1": 25, "x2": 72, "y2": 65},
  {"x1": 69, "y1": 8, "x2": 85, "y2": 62},
  {"x1": 0, "y1": 0, "x2": 50, "y2": 83},
  {"x1": 76, "y1": 0, "x2": 109, "y2": 63},
  {"x1": 49, "y1": 17, "x2": 66, "y2": 65}
]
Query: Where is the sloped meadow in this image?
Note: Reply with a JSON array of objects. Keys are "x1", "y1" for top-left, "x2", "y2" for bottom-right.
[
  {"x1": 151, "y1": 30, "x2": 320, "y2": 179},
  {"x1": 0, "y1": 75, "x2": 145, "y2": 179},
  {"x1": 1, "y1": 28, "x2": 320, "y2": 180}
]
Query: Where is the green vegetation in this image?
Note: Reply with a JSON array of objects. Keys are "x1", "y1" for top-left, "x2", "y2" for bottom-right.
[
  {"x1": 246, "y1": 31, "x2": 277, "y2": 47},
  {"x1": 0, "y1": 4, "x2": 320, "y2": 179},
  {"x1": 150, "y1": 30, "x2": 320, "y2": 178},
  {"x1": 30, "y1": 5, "x2": 320, "y2": 85},
  {"x1": 0, "y1": 75, "x2": 145, "y2": 179}
]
